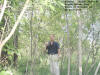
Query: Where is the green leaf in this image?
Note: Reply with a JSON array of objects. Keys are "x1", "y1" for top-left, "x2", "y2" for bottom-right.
[
  {"x1": 57, "y1": 1, "x2": 64, "y2": 7},
  {"x1": 49, "y1": 5, "x2": 55, "y2": 11}
]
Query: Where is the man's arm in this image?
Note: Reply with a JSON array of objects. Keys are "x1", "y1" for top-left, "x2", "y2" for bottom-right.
[
  {"x1": 45, "y1": 42, "x2": 48, "y2": 49},
  {"x1": 57, "y1": 42, "x2": 60, "y2": 56},
  {"x1": 58, "y1": 49, "x2": 60, "y2": 56},
  {"x1": 45, "y1": 42, "x2": 49, "y2": 53}
]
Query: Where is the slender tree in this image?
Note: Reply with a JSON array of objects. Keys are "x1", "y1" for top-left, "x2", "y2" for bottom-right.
[
  {"x1": 0, "y1": 0, "x2": 7, "y2": 22},
  {"x1": 77, "y1": 10, "x2": 82, "y2": 75},
  {"x1": 75, "y1": 0, "x2": 82, "y2": 75},
  {"x1": 66, "y1": 12, "x2": 71, "y2": 75},
  {"x1": 94, "y1": 62, "x2": 100, "y2": 75}
]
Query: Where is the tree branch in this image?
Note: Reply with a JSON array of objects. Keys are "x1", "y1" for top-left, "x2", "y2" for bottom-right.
[
  {"x1": 0, "y1": 0, "x2": 7, "y2": 22},
  {"x1": 94, "y1": 62, "x2": 100, "y2": 75},
  {"x1": 0, "y1": 0, "x2": 30, "y2": 57}
]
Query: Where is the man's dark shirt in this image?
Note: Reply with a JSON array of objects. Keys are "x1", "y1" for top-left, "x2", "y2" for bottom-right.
[{"x1": 46, "y1": 41, "x2": 60, "y2": 55}]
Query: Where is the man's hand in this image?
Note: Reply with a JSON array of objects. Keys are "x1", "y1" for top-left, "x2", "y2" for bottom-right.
[
  {"x1": 58, "y1": 49, "x2": 61, "y2": 58},
  {"x1": 45, "y1": 42, "x2": 48, "y2": 46},
  {"x1": 45, "y1": 42, "x2": 48, "y2": 53}
]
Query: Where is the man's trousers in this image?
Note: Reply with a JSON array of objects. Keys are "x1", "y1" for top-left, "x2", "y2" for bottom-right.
[{"x1": 49, "y1": 54, "x2": 60, "y2": 75}]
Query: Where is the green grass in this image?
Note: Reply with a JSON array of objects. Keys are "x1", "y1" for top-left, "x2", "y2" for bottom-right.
[{"x1": 1, "y1": 56, "x2": 100, "y2": 75}]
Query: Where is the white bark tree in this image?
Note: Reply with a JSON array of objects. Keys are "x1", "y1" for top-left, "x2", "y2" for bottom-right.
[
  {"x1": 66, "y1": 12, "x2": 71, "y2": 75},
  {"x1": 0, "y1": 0, "x2": 30, "y2": 57},
  {"x1": 77, "y1": 10, "x2": 82, "y2": 75},
  {"x1": 75, "y1": 0, "x2": 83, "y2": 75},
  {"x1": 0, "y1": 0, "x2": 7, "y2": 22},
  {"x1": 94, "y1": 62, "x2": 100, "y2": 75}
]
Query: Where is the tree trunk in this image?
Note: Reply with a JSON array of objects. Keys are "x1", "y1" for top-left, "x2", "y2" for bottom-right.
[
  {"x1": 0, "y1": 0, "x2": 7, "y2": 22},
  {"x1": 74, "y1": 0, "x2": 83, "y2": 74},
  {"x1": 66, "y1": 12, "x2": 71, "y2": 75},
  {"x1": 77, "y1": 10, "x2": 82, "y2": 75},
  {"x1": 13, "y1": 33, "x2": 18, "y2": 49},
  {"x1": 94, "y1": 62, "x2": 100, "y2": 75},
  {"x1": 0, "y1": 0, "x2": 30, "y2": 57}
]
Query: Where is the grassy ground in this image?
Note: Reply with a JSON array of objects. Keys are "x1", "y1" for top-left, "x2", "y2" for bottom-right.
[
  {"x1": 0, "y1": 55, "x2": 100, "y2": 75},
  {"x1": 13, "y1": 57, "x2": 100, "y2": 75}
]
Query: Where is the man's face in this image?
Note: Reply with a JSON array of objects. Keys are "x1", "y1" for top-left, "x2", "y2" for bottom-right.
[{"x1": 50, "y1": 35, "x2": 55, "y2": 41}]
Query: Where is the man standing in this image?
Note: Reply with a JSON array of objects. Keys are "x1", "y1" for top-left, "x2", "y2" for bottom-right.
[{"x1": 45, "y1": 34, "x2": 60, "y2": 75}]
